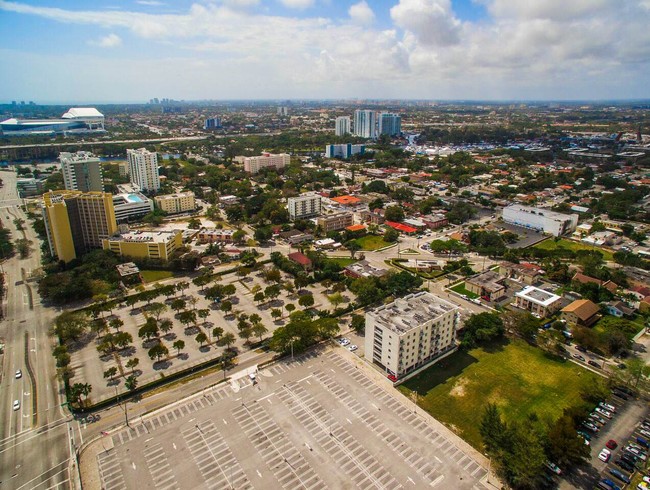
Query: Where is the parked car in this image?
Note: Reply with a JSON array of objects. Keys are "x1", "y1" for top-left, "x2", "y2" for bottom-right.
[
  {"x1": 573, "y1": 353, "x2": 586, "y2": 361},
  {"x1": 589, "y1": 360, "x2": 602, "y2": 368},
  {"x1": 544, "y1": 462, "x2": 561, "y2": 475},
  {"x1": 626, "y1": 446, "x2": 647, "y2": 460},
  {"x1": 12, "y1": 400, "x2": 20, "y2": 411},
  {"x1": 387, "y1": 374, "x2": 397, "y2": 382},
  {"x1": 347, "y1": 345, "x2": 358, "y2": 352},
  {"x1": 596, "y1": 407, "x2": 613, "y2": 419},
  {"x1": 577, "y1": 431, "x2": 592, "y2": 441},
  {"x1": 606, "y1": 440, "x2": 618, "y2": 450},
  {"x1": 609, "y1": 468, "x2": 631, "y2": 484},
  {"x1": 575, "y1": 345, "x2": 588, "y2": 352},
  {"x1": 639, "y1": 429, "x2": 650, "y2": 439},
  {"x1": 612, "y1": 390, "x2": 629, "y2": 400},
  {"x1": 582, "y1": 422, "x2": 600, "y2": 432},
  {"x1": 615, "y1": 459, "x2": 635, "y2": 472},
  {"x1": 600, "y1": 402, "x2": 616, "y2": 412},
  {"x1": 590, "y1": 414, "x2": 607, "y2": 425},
  {"x1": 636, "y1": 437, "x2": 649, "y2": 449},
  {"x1": 15, "y1": 369, "x2": 22, "y2": 379},
  {"x1": 599, "y1": 449, "x2": 612, "y2": 462},
  {"x1": 599, "y1": 479, "x2": 621, "y2": 490}
]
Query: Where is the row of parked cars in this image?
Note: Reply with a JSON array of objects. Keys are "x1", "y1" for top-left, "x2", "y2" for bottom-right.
[
  {"x1": 336, "y1": 337, "x2": 358, "y2": 352},
  {"x1": 593, "y1": 387, "x2": 649, "y2": 490}
]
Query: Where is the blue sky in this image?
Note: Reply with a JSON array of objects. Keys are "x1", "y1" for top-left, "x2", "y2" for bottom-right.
[{"x1": 0, "y1": 0, "x2": 648, "y2": 102}]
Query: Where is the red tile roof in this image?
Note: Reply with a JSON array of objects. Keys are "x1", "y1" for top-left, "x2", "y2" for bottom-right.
[{"x1": 287, "y1": 252, "x2": 312, "y2": 266}]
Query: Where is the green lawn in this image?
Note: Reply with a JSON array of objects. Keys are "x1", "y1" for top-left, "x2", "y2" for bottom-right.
[
  {"x1": 325, "y1": 257, "x2": 357, "y2": 268},
  {"x1": 140, "y1": 270, "x2": 175, "y2": 283},
  {"x1": 354, "y1": 235, "x2": 391, "y2": 251},
  {"x1": 398, "y1": 339, "x2": 599, "y2": 449},
  {"x1": 534, "y1": 238, "x2": 614, "y2": 261},
  {"x1": 449, "y1": 282, "x2": 479, "y2": 299}
]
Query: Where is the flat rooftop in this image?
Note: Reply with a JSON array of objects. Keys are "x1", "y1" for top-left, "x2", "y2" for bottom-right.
[
  {"x1": 369, "y1": 291, "x2": 458, "y2": 335},
  {"x1": 466, "y1": 270, "x2": 505, "y2": 291},
  {"x1": 515, "y1": 285, "x2": 561, "y2": 306},
  {"x1": 504, "y1": 204, "x2": 575, "y2": 221},
  {"x1": 109, "y1": 230, "x2": 178, "y2": 244}
]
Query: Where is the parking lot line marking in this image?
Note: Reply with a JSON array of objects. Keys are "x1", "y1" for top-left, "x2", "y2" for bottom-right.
[
  {"x1": 131, "y1": 462, "x2": 136, "y2": 470},
  {"x1": 430, "y1": 475, "x2": 444, "y2": 487},
  {"x1": 346, "y1": 418, "x2": 352, "y2": 425},
  {"x1": 172, "y1": 443, "x2": 177, "y2": 450},
  {"x1": 256, "y1": 470, "x2": 262, "y2": 478},
  {"x1": 222, "y1": 419, "x2": 228, "y2": 425}
]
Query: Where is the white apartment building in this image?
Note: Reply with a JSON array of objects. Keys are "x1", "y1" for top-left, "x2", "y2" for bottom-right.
[
  {"x1": 364, "y1": 292, "x2": 460, "y2": 379},
  {"x1": 502, "y1": 204, "x2": 578, "y2": 237},
  {"x1": 154, "y1": 191, "x2": 196, "y2": 214},
  {"x1": 60, "y1": 151, "x2": 104, "y2": 192},
  {"x1": 514, "y1": 285, "x2": 563, "y2": 318},
  {"x1": 127, "y1": 148, "x2": 160, "y2": 192},
  {"x1": 238, "y1": 152, "x2": 290, "y2": 174},
  {"x1": 288, "y1": 193, "x2": 321, "y2": 220},
  {"x1": 325, "y1": 144, "x2": 365, "y2": 159},
  {"x1": 112, "y1": 192, "x2": 153, "y2": 222},
  {"x1": 335, "y1": 116, "x2": 351, "y2": 136},
  {"x1": 354, "y1": 110, "x2": 377, "y2": 139}
]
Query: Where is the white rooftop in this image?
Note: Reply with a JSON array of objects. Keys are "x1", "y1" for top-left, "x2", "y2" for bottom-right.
[
  {"x1": 62, "y1": 107, "x2": 104, "y2": 119},
  {"x1": 515, "y1": 285, "x2": 561, "y2": 306}
]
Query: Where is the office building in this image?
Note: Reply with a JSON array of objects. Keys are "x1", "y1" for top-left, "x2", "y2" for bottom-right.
[
  {"x1": 379, "y1": 113, "x2": 402, "y2": 136},
  {"x1": 325, "y1": 144, "x2": 365, "y2": 159},
  {"x1": 288, "y1": 193, "x2": 322, "y2": 220},
  {"x1": 0, "y1": 107, "x2": 105, "y2": 136},
  {"x1": 203, "y1": 117, "x2": 222, "y2": 130},
  {"x1": 197, "y1": 229, "x2": 236, "y2": 244},
  {"x1": 60, "y1": 151, "x2": 104, "y2": 192},
  {"x1": 112, "y1": 193, "x2": 154, "y2": 222},
  {"x1": 127, "y1": 148, "x2": 160, "y2": 192},
  {"x1": 502, "y1": 205, "x2": 578, "y2": 237},
  {"x1": 237, "y1": 153, "x2": 290, "y2": 174},
  {"x1": 365, "y1": 292, "x2": 459, "y2": 379},
  {"x1": 103, "y1": 230, "x2": 182, "y2": 263},
  {"x1": 514, "y1": 285, "x2": 563, "y2": 318},
  {"x1": 335, "y1": 116, "x2": 351, "y2": 136},
  {"x1": 317, "y1": 212, "x2": 354, "y2": 232},
  {"x1": 465, "y1": 270, "x2": 507, "y2": 301},
  {"x1": 354, "y1": 110, "x2": 376, "y2": 139},
  {"x1": 42, "y1": 190, "x2": 117, "y2": 263},
  {"x1": 154, "y1": 191, "x2": 196, "y2": 214},
  {"x1": 16, "y1": 177, "x2": 46, "y2": 197}
]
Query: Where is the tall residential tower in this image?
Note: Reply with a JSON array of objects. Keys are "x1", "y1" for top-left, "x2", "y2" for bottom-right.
[
  {"x1": 60, "y1": 151, "x2": 104, "y2": 192},
  {"x1": 335, "y1": 116, "x2": 351, "y2": 136},
  {"x1": 353, "y1": 110, "x2": 376, "y2": 139},
  {"x1": 127, "y1": 148, "x2": 160, "y2": 192}
]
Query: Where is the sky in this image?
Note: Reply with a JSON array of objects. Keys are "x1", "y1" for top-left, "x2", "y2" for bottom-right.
[{"x1": 0, "y1": 0, "x2": 649, "y2": 103}]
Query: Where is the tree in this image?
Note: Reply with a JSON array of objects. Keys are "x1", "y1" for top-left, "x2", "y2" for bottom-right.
[
  {"x1": 171, "y1": 298, "x2": 186, "y2": 313},
  {"x1": 15, "y1": 238, "x2": 32, "y2": 259},
  {"x1": 546, "y1": 415, "x2": 590, "y2": 469},
  {"x1": 383, "y1": 228, "x2": 399, "y2": 243},
  {"x1": 502, "y1": 311, "x2": 538, "y2": 341},
  {"x1": 53, "y1": 311, "x2": 89, "y2": 343},
  {"x1": 173, "y1": 339, "x2": 185, "y2": 355},
  {"x1": 345, "y1": 240, "x2": 362, "y2": 259},
  {"x1": 125, "y1": 375, "x2": 138, "y2": 392},
  {"x1": 384, "y1": 205, "x2": 405, "y2": 222},
  {"x1": 271, "y1": 308, "x2": 283, "y2": 321},
  {"x1": 220, "y1": 300, "x2": 233, "y2": 316},
  {"x1": 254, "y1": 291, "x2": 265, "y2": 304},
  {"x1": 461, "y1": 312, "x2": 504, "y2": 348},
  {"x1": 103, "y1": 366, "x2": 118, "y2": 381},
  {"x1": 239, "y1": 326, "x2": 253, "y2": 344},
  {"x1": 327, "y1": 292, "x2": 344, "y2": 309},
  {"x1": 298, "y1": 294, "x2": 315, "y2": 308},
  {"x1": 212, "y1": 326, "x2": 224, "y2": 341},
  {"x1": 232, "y1": 229, "x2": 247, "y2": 245},
  {"x1": 252, "y1": 323, "x2": 268, "y2": 341},
  {"x1": 125, "y1": 357, "x2": 140, "y2": 374},
  {"x1": 178, "y1": 310, "x2": 197, "y2": 329},
  {"x1": 188, "y1": 296, "x2": 199, "y2": 311},
  {"x1": 147, "y1": 302, "x2": 168, "y2": 321},
  {"x1": 176, "y1": 281, "x2": 189, "y2": 296},
  {"x1": 285, "y1": 303, "x2": 296, "y2": 317},
  {"x1": 351, "y1": 314, "x2": 365, "y2": 334},
  {"x1": 537, "y1": 329, "x2": 565, "y2": 356},
  {"x1": 159, "y1": 318, "x2": 174, "y2": 335},
  {"x1": 217, "y1": 332, "x2": 236, "y2": 350},
  {"x1": 148, "y1": 342, "x2": 169, "y2": 362},
  {"x1": 198, "y1": 308, "x2": 210, "y2": 325},
  {"x1": 109, "y1": 318, "x2": 124, "y2": 332},
  {"x1": 264, "y1": 267, "x2": 282, "y2": 284},
  {"x1": 625, "y1": 358, "x2": 650, "y2": 391},
  {"x1": 222, "y1": 284, "x2": 237, "y2": 298},
  {"x1": 138, "y1": 318, "x2": 159, "y2": 340},
  {"x1": 114, "y1": 332, "x2": 133, "y2": 349},
  {"x1": 264, "y1": 284, "x2": 281, "y2": 302},
  {"x1": 188, "y1": 217, "x2": 202, "y2": 229},
  {"x1": 195, "y1": 331, "x2": 208, "y2": 347},
  {"x1": 480, "y1": 403, "x2": 508, "y2": 454}
]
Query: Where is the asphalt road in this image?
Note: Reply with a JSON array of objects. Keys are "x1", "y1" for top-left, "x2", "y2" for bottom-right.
[{"x1": 0, "y1": 169, "x2": 74, "y2": 490}]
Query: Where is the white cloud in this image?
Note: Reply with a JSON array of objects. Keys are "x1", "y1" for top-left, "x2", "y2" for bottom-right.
[
  {"x1": 279, "y1": 0, "x2": 314, "y2": 9},
  {"x1": 390, "y1": 0, "x2": 461, "y2": 46},
  {"x1": 136, "y1": 0, "x2": 164, "y2": 6},
  {"x1": 89, "y1": 33, "x2": 122, "y2": 48},
  {"x1": 223, "y1": 0, "x2": 260, "y2": 7},
  {"x1": 348, "y1": 1, "x2": 374, "y2": 25}
]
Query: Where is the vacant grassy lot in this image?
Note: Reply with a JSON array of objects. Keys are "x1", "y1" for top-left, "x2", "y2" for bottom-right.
[
  {"x1": 398, "y1": 339, "x2": 599, "y2": 449},
  {"x1": 534, "y1": 238, "x2": 614, "y2": 261},
  {"x1": 140, "y1": 269, "x2": 175, "y2": 283},
  {"x1": 354, "y1": 235, "x2": 392, "y2": 251},
  {"x1": 449, "y1": 282, "x2": 479, "y2": 299},
  {"x1": 325, "y1": 257, "x2": 357, "y2": 268}
]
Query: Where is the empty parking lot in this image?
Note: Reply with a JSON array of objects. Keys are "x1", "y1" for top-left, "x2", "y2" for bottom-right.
[{"x1": 89, "y1": 349, "x2": 490, "y2": 490}]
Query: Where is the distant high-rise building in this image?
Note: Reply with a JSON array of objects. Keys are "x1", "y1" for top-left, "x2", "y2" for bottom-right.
[
  {"x1": 277, "y1": 106, "x2": 289, "y2": 116},
  {"x1": 60, "y1": 151, "x2": 104, "y2": 192},
  {"x1": 203, "y1": 117, "x2": 222, "y2": 130},
  {"x1": 335, "y1": 116, "x2": 351, "y2": 136},
  {"x1": 354, "y1": 110, "x2": 376, "y2": 139},
  {"x1": 127, "y1": 148, "x2": 160, "y2": 192},
  {"x1": 325, "y1": 144, "x2": 365, "y2": 159},
  {"x1": 42, "y1": 190, "x2": 117, "y2": 263},
  {"x1": 379, "y1": 113, "x2": 402, "y2": 137}
]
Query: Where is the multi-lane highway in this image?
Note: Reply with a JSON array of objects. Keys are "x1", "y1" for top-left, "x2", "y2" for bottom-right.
[{"x1": 0, "y1": 169, "x2": 74, "y2": 490}]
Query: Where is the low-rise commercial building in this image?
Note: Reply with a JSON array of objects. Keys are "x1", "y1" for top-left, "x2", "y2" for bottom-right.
[
  {"x1": 502, "y1": 205, "x2": 578, "y2": 236},
  {"x1": 288, "y1": 193, "x2": 322, "y2": 220},
  {"x1": 465, "y1": 270, "x2": 507, "y2": 301},
  {"x1": 514, "y1": 285, "x2": 563, "y2": 318},
  {"x1": 154, "y1": 191, "x2": 196, "y2": 214},
  {"x1": 364, "y1": 292, "x2": 460, "y2": 379},
  {"x1": 102, "y1": 230, "x2": 182, "y2": 262},
  {"x1": 17, "y1": 177, "x2": 46, "y2": 197},
  {"x1": 112, "y1": 192, "x2": 154, "y2": 222},
  {"x1": 317, "y1": 212, "x2": 354, "y2": 232},
  {"x1": 499, "y1": 261, "x2": 543, "y2": 285},
  {"x1": 197, "y1": 228, "x2": 235, "y2": 244},
  {"x1": 561, "y1": 299, "x2": 600, "y2": 327},
  {"x1": 344, "y1": 260, "x2": 388, "y2": 279}
]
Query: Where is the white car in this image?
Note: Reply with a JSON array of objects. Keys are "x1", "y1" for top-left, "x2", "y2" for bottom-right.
[
  {"x1": 339, "y1": 338, "x2": 350, "y2": 346},
  {"x1": 599, "y1": 402, "x2": 616, "y2": 412},
  {"x1": 626, "y1": 446, "x2": 647, "y2": 460},
  {"x1": 595, "y1": 407, "x2": 612, "y2": 419},
  {"x1": 12, "y1": 400, "x2": 20, "y2": 411},
  {"x1": 598, "y1": 448, "x2": 611, "y2": 462},
  {"x1": 347, "y1": 345, "x2": 358, "y2": 352},
  {"x1": 639, "y1": 429, "x2": 650, "y2": 439},
  {"x1": 544, "y1": 461, "x2": 562, "y2": 475},
  {"x1": 15, "y1": 369, "x2": 22, "y2": 379}
]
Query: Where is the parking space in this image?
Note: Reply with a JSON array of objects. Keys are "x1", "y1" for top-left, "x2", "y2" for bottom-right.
[
  {"x1": 91, "y1": 348, "x2": 490, "y2": 490},
  {"x1": 580, "y1": 390, "x2": 648, "y2": 489}
]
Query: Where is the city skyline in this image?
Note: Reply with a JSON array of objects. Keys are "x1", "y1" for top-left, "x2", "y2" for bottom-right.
[{"x1": 1, "y1": 0, "x2": 649, "y2": 102}]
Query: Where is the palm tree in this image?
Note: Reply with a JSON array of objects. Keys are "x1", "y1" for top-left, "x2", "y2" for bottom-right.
[
  {"x1": 159, "y1": 318, "x2": 174, "y2": 336},
  {"x1": 125, "y1": 357, "x2": 139, "y2": 374},
  {"x1": 217, "y1": 332, "x2": 236, "y2": 350},
  {"x1": 125, "y1": 375, "x2": 138, "y2": 392},
  {"x1": 212, "y1": 326, "x2": 224, "y2": 342},
  {"x1": 252, "y1": 323, "x2": 268, "y2": 342}
]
